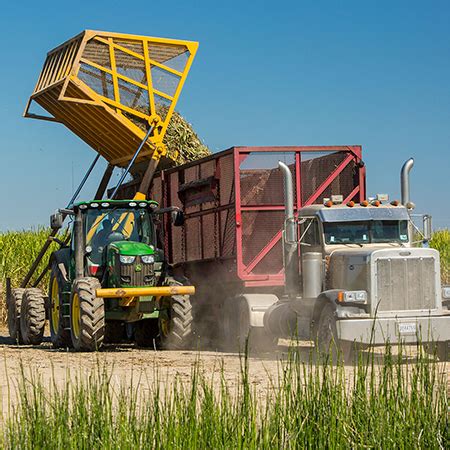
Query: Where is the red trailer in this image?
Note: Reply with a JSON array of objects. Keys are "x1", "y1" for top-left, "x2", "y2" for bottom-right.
[{"x1": 119, "y1": 146, "x2": 365, "y2": 343}]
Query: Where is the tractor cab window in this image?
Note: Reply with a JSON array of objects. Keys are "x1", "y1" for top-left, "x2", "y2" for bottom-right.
[{"x1": 84, "y1": 207, "x2": 154, "y2": 264}]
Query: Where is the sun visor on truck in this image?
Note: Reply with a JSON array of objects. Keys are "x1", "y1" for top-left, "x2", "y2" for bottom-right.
[{"x1": 318, "y1": 207, "x2": 410, "y2": 222}]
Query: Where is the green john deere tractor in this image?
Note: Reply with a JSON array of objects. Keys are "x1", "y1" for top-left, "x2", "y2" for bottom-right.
[{"x1": 8, "y1": 199, "x2": 194, "y2": 351}]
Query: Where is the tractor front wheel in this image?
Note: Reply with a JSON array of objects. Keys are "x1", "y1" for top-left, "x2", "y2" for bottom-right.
[
  {"x1": 20, "y1": 288, "x2": 46, "y2": 345},
  {"x1": 7, "y1": 288, "x2": 25, "y2": 343},
  {"x1": 70, "y1": 278, "x2": 105, "y2": 351},
  {"x1": 158, "y1": 280, "x2": 193, "y2": 350}
]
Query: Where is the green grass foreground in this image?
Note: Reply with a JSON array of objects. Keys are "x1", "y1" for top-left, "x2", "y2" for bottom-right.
[{"x1": 1, "y1": 346, "x2": 448, "y2": 449}]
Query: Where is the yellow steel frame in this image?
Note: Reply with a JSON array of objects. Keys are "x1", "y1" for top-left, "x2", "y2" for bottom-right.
[
  {"x1": 96, "y1": 285, "x2": 195, "y2": 298},
  {"x1": 24, "y1": 30, "x2": 198, "y2": 167}
]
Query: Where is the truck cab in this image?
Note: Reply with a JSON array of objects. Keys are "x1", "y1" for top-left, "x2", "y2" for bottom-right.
[
  {"x1": 295, "y1": 199, "x2": 449, "y2": 360},
  {"x1": 263, "y1": 160, "x2": 449, "y2": 361}
]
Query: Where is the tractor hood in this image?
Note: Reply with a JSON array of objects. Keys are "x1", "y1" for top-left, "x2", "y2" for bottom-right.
[{"x1": 109, "y1": 241, "x2": 154, "y2": 256}]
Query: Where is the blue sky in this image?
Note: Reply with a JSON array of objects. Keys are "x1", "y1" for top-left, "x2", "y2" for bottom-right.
[{"x1": 0, "y1": 0, "x2": 449, "y2": 230}]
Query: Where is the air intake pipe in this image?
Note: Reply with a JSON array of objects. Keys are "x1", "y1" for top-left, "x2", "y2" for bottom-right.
[
  {"x1": 400, "y1": 158, "x2": 414, "y2": 208},
  {"x1": 278, "y1": 162, "x2": 299, "y2": 297}
]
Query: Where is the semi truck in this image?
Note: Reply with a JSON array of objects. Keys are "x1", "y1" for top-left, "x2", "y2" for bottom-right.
[{"x1": 119, "y1": 146, "x2": 449, "y2": 360}]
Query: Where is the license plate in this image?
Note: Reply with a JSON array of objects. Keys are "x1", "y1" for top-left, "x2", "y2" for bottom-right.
[{"x1": 398, "y1": 322, "x2": 417, "y2": 335}]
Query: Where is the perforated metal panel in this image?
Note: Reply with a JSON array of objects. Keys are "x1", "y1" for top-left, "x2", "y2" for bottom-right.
[{"x1": 156, "y1": 146, "x2": 364, "y2": 287}]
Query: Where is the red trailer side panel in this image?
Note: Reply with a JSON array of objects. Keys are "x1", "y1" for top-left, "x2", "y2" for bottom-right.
[{"x1": 154, "y1": 146, "x2": 364, "y2": 288}]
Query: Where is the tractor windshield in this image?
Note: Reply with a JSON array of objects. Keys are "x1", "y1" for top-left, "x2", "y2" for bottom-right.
[
  {"x1": 323, "y1": 220, "x2": 409, "y2": 245},
  {"x1": 85, "y1": 208, "x2": 155, "y2": 263}
]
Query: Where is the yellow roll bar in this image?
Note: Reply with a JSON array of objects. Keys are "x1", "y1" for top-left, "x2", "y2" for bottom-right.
[{"x1": 96, "y1": 285, "x2": 195, "y2": 298}]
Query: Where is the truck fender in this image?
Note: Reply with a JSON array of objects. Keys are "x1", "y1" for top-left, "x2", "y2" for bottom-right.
[
  {"x1": 239, "y1": 294, "x2": 279, "y2": 328},
  {"x1": 312, "y1": 290, "x2": 366, "y2": 329}
]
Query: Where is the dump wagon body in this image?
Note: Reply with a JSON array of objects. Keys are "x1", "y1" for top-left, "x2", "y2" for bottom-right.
[{"x1": 120, "y1": 145, "x2": 365, "y2": 287}]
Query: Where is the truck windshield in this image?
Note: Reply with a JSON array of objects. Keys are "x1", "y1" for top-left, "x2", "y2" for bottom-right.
[
  {"x1": 84, "y1": 208, "x2": 154, "y2": 263},
  {"x1": 323, "y1": 220, "x2": 409, "y2": 245}
]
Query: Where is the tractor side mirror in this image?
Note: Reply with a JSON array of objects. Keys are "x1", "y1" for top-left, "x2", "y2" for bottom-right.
[
  {"x1": 171, "y1": 210, "x2": 184, "y2": 227},
  {"x1": 50, "y1": 212, "x2": 64, "y2": 230}
]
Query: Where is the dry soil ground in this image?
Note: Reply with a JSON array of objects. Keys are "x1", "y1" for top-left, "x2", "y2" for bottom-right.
[{"x1": 0, "y1": 327, "x2": 447, "y2": 416}]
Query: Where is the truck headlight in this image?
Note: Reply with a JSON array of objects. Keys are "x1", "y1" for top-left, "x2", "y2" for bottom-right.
[
  {"x1": 442, "y1": 287, "x2": 450, "y2": 299},
  {"x1": 141, "y1": 255, "x2": 155, "y2": 264},
  {"x1": 338, "y1": 290, "x2": 368, "y2": 304},
  {"x1": 119, "y1": 255, "x2": 136, "y2": 264}
]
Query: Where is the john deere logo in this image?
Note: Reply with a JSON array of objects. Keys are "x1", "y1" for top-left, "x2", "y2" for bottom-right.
[{"x1": 135, "y1": 264, "x2": 142, "y2": 272}]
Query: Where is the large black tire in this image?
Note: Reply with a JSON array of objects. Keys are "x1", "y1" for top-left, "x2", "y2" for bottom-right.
[
  {"x1": 7, "y1": 288, "x2": 25, "y2": 343},
  {"x1": 316, "y1": 303, "x2": 354, "y2": 364},
  {"x1": 49, "y1": 265, "x2": 72, "y2": 348},
  {"x1": 158, "y1": 280, "x2": 193, "y2": 350},
  {"x1": 135, "y1": 319, "x2": 159, "y2": 347},
  {"x1": 20, "y1": 288, "x2": 46, "y2": 345},
  {"x1": 70, "y1": 278, "x2": 105, "y2": 352}
]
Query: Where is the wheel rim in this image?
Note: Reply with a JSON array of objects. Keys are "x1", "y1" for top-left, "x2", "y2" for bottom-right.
[
  {"x1": 71, "y1": 293, "x2": 81, "y2": 340},
  {"x1": 50, "y1": 277, "x2": 60, "y2": 332}
]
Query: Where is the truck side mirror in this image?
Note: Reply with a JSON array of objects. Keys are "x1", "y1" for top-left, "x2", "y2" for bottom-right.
[
  {"x1": 423, "y1": 215, "x2": 432, "y2": 242},
  {"x1": 50, "y1": 212, "x2": 64, "y2": 230},
  {"x1": 171, "y1": 210, "x2": 184, "y2": 227}
]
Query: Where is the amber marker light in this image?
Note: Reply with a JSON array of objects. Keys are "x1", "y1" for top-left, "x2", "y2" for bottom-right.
[
  {"x1": 346, "y1": 201, "x2": 355, "y2": 207},
  {"x1": 325, "y1": 200, "x2": 333, "y2": 207},
  {"x1": 390, "y1": 200, "x2": 400, "y2": 206},
  {"x1": 360, "y1": 200, "x2": 369, "y2": 207},
  {"x1": 371, "y1": 200, "x2": 380, "y2": 207},
  {"x1": 337, "y1": 292, "x2": 344, "y2": 302}
]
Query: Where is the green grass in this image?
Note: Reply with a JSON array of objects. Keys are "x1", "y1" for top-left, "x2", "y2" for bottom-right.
[
  {"x1": 430, "y1": 229, "x2": 450, "y2": 284},
  {"x1": 1, "y1": 346, "x2": 448, "y2": 449}
]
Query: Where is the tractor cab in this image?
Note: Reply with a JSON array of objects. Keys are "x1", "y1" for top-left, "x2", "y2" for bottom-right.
[{"x1": 78, "y1": 200, "x2": 160, "y2": 284}]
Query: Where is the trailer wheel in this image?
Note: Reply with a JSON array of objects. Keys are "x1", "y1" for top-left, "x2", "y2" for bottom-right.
[
  {"x1": 135, "y1": 319, "x2": 159, "y2": 347},
  {"x1": 316, "y1": 303, "x2": 354, "y2": 364},
  {"x1": 7, "y1": 288, "x2": 25, "y2": 343},
  {"x1": 49, "y1": 265, "x2": 72, "y2": 348},
  {"x1": 20, "y1": 288, "x2": 46, "y2": 345},
  {"x1": 158, "y1": 280, "x2": 193, "y2": 350},
  {"x1": 224, "y1": 297, "x2": 275, "y2": 353},
  {"x1": 70, "y1": 277, "x2": 105, "y2": 351}
]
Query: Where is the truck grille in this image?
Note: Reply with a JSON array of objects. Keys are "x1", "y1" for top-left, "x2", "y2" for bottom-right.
[
  {"x1": 375, "y1": 257, "x2": 436, "y2": 312},
  {"x1": 120, "y1": 258, "x2": 154, "y2": 286}
]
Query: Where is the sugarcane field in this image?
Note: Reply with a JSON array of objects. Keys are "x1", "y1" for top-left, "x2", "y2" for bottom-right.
[{"x1": 0, "y1": 2, "x2": 448, "y2": 448}]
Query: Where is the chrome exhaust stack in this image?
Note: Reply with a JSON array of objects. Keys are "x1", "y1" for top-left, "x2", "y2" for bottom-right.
[
  {"x1": 401, "y1": 157, "x2": 414, "y2": 209},
  {"x1": 278, "y1": 161, "x2": 299, "y2": 297}
]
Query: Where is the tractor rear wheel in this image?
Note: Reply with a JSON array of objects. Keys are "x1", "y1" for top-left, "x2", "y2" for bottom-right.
[
  {"x1": 8, "y1": 288, "x2": 25, "y2": 343},
  {"x1": 158, "y1": 280, "x2": 193, "y2": 350},
  {"x1": 20, "y1": 288, "x2": 46, "y2": 345},
  {"x1": 49, "y1": 265, "x2": 72, "y2": 348},
  {"x1": 70, "y1": 277, "x2": 105, "y2": 351}
]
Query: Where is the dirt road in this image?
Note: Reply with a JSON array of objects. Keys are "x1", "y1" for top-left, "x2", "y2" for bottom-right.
[{"x1": 0, "y1": 329, "x2": 446, "y2": 416}]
